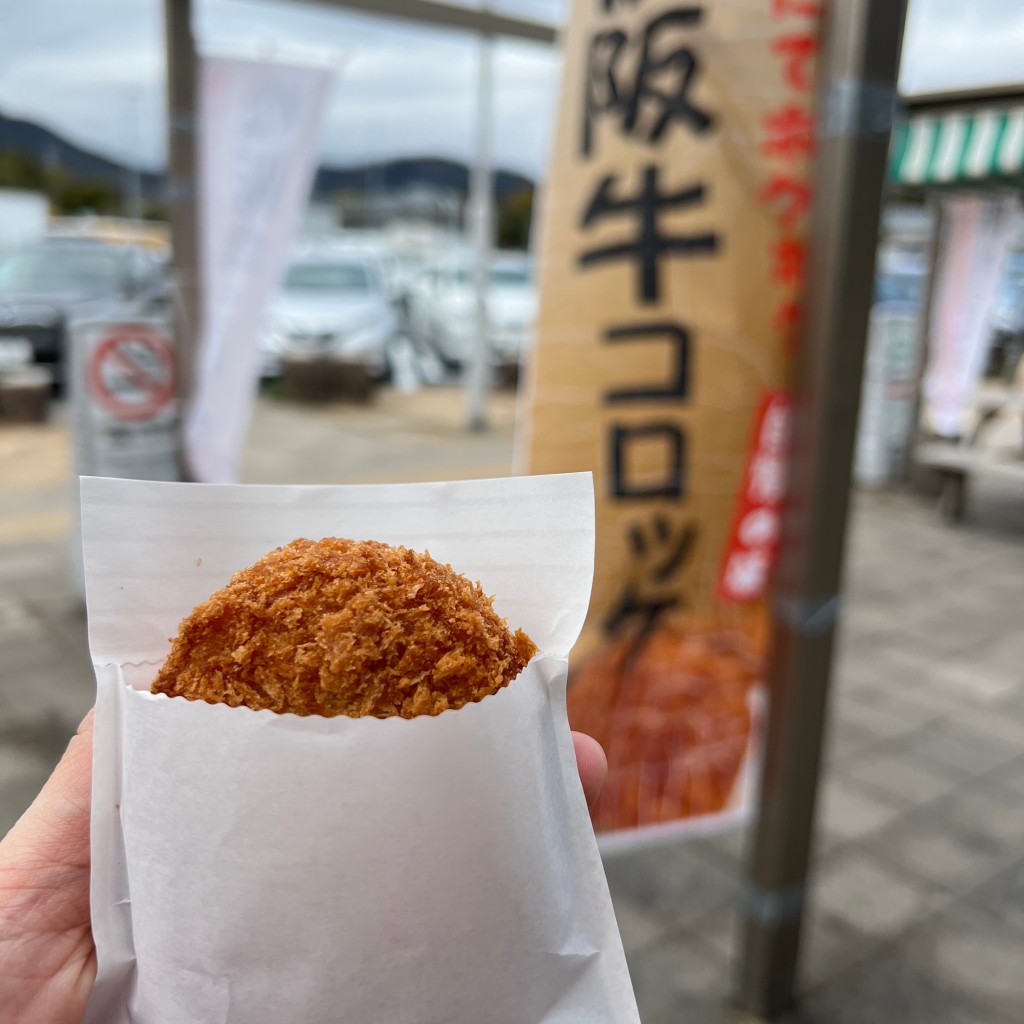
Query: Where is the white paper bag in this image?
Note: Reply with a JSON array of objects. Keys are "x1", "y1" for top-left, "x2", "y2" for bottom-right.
[{"x1": 81, "y1": 473, "x2": 640, "y2": 1024}]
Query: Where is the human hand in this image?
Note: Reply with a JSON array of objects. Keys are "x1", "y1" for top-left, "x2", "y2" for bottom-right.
[
  {"x1": 573, "y1": 730, "x2": 608, "y2": 808},
  {"x1": 0, "y1": 710, "x2": 95, "y2": 1024},
  {"x1": 0, "y1": 713, "x2": 607, "y2": 1024}
]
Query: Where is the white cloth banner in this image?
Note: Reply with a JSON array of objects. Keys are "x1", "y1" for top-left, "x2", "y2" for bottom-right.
[
  {"x1": 186, "y1": 55, "x2": 332, "y2": 482},
  {"x1": 923, "y1": 194, "x2": 1021, "y2": 438}
]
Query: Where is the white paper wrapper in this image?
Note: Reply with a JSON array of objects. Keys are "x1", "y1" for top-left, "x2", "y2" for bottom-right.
[{"x1": 81, "y1": 473, "x2": 639, "y2": 1024}]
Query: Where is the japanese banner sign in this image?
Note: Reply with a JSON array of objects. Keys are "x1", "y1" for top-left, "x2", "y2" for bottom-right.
[{"x1": 521, "y1": 0, "x2": 818, "y2": 844}]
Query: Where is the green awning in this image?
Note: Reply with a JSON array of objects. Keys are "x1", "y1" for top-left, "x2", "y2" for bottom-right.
[{"x1": 890, "y1": 107, "x2": 1024, "y2": 185}]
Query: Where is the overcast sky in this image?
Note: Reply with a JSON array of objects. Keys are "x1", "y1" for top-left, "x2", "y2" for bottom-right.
[{"x1": 0, "y1": 0, "x2": 1022, "y2": 178}]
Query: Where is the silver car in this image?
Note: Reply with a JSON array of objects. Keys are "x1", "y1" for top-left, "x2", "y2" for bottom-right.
[
  {"x1": 406, "y1": 253, "x2": 536, "y2": 371},
  {"x1": 261, "y1": 249, "x2": 398, "y2": 379}
]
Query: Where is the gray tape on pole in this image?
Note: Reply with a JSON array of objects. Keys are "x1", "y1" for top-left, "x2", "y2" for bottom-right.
[
  {"x1": 743, "y1": 883, "x2": 808, "y2": 925},
  {"x1": 773, "y1": 594, "x2": 840, "y2": 637},
  {"x1": 819, "y1": 78, "x2": 900, "y2": 140}
]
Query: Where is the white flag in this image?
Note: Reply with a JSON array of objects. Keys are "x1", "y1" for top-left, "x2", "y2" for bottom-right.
[
  {"x1": 923, "y1": 195, "x2": 1020, "y2": 438},
  {"x1": 187, "y1": 55, "x2": 332, "y2": 482}
]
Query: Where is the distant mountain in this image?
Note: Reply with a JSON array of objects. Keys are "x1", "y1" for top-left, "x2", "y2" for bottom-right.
[
  {"x1": 0, "y1": 111, "x2": 533, "y2": 205},
  {"x1": 314, "y1": 158, "x2": 532, "y2": 202},
  {"x1": 0, "y1": 111, "x2": 163, "y2": 197}
]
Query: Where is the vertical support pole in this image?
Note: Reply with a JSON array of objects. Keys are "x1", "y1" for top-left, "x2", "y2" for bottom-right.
[
  {"x1": 466, "y1": 21, "x2": 494, "y2": 432},
  {"x1": 163, "y1": 0, "x2": 202, "y2": 477},
  {"x1": 126, "y1": 92, "x2": 145, "y2": 222},
  {"x1": 735, "y1": 1, "x2": 909, "y2": 1018}
]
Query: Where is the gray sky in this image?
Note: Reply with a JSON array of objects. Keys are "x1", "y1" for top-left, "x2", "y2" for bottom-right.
[{"x1": 0, "y1": 0, "x2": 1022, "y2": 178}]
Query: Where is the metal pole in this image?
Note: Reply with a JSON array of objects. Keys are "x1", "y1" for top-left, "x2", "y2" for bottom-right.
[
  {"x1": 126, "y1": 92, "x2": 145, "y2": 222},
  {"x1": 163, "y1": 0, "x2": 202, "y2": 477},
  {"x1": 735, "y1": 1, "x2": 909, "y2": 1018},
  {"x1": 465, "y1": 21, "x2": 494, "y2": 432},
  {"x1": 244, "y1": 0, "x2": 557, "y2": 45}
]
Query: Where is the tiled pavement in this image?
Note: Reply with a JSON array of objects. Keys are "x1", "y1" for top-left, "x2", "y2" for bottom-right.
[
  {"x1": 610, "y1": 478, "x2": 1024, "y2": 1023},
  {"x1": 2, "y1": 393, "x2": 1024, "y2": 1022}
]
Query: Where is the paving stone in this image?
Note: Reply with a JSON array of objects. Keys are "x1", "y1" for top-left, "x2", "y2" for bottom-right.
[
  {"x1": 973, "y1": 632, "x2": 1024, "y2": 687},
  {"x1": 0, "y1": 770, "x2": 50, "y2": 838},
  {"x1": 954, "y1": 704, "x2": 1024, "y2": 749},
  {"x1": 603, "y1": 842, "x2": 740, "y2": 928},
  {"x1": 823, "y1": 717, "x2": 883, "y2": 766},
  {"x1": 879, "y1": 674, "x2": 978, "y2": 717},
  {"x1": 985, "y1": 755, "x2": 1024, "y2": 797},
  {"x1": 0, "y1": 541, "x2": 67, "y2": 582},
  {"x1": 798, "y1": 909, "x2": 874, "y2": 992},
  {"x1": 845, "y1": 685, "x2": 948, "y2": 731},
  {"x1": 839, "y1": 600, "x2": 909, "y2": 643},
  {"x1": 609, "y1": 890, "x2": 668, "y2": 955},
  {"x1": 928, "y1": 659, "x2": 1022, "y2": 704},
  {"x1": 865, "y1": 808, "x2": 1011, "y2": 893},
  {"x1": 686, "y1": 900, "x2": 872, "y2": 994},
  {"x1": 691, "y1": 825, "x2": 750, "y2": 872},
  {"x1": 2, "y1": 630, "x2": 76, "y2": 676},
  {"x1": 0, "y1": 597, "x2": 45, "y2": 634},
  {"x1": 0, "y1": 661, "x2": 94, "y2": 734},
  {"x1": 854, "y1": 644, "x2": 985, "y2": 712},
  {"x1": 687, "y1": 901, "x2": 738, "y2": 964},
  {"x1": 0, "y1": 743, "x2": 52, "y2": 838},
  {"x1": 831, "y1": 697, "x2": 925, "y2": 741},
  {"x1": 844, "y1": 748, "x2": 962, "y2": 807},
  {"x1": 0, "y1": 706, "x2": 80, "y2": 774},
  {"x1": 832, "y1": 633, "x2": 897, "y2": 693},
  {"x1": 782, "y1": 955, "x2": 1016, "y2": 1024},
  {"x1": 0, "y1": 742, "x2": 50, "y2": 783},
  {"x1": 23, "y1": 592, "x2": 90, "y2": 658},
  {"x1": 903, "y1": 905, "x2": 1024, "y2": 1022},
  {"x1": 834, "y1": 632, "x2": 938, "y2": 686},
  {"x1": 990, "y1": 682, "x2": 1024, "y2": 713},
  {"x1": 899, "y1": 600, "x2": 1021, "y2": 656},
  {"x1": 812, "y1": 849, "x2": 943, "y2": 938},
  {"x1": 904, "y1": 721, "x2": 1021, "y2": 777},
  {"x1": 963, "y1": 857, "x2": 1024, "y2": 935},
  {"x1": 933, "y1": 785, "x2": 1024, "y2": 853},
  {"x1": 816, "y1": 777, "x2": 906, "y2": 847},
  {"x1": 625, "y1": 931, "x2": 730, "y2": 1024}
]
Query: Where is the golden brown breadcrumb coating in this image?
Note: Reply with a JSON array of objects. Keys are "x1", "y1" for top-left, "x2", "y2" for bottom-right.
[{"x1": 151, "y1": 538, "x2": 537, "y2": 718}]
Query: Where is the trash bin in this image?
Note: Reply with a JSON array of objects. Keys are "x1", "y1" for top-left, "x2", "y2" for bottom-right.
[{"x1": 0, "y1": 366, "x2": 53, "y2": 423}]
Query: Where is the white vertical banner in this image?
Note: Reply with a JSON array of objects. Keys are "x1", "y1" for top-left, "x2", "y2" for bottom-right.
[
  {"x1": 923, "y1": 194, "x2": 1020, "y2": 438},
  {"x1": 186, "y1": 55, "x2": 332, "y2": 482}
]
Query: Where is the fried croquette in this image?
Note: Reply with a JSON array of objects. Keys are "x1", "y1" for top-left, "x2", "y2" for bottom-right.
[{"x1": 151, "y1": 537, "x2": 537, "y2": 718}]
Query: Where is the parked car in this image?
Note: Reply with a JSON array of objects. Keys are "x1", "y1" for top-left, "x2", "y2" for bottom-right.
[
  {"x1": 260, "y1": 248, "x2": 398, "y2": 380},
  {"x1": 0, "y1": 237, "x2": 167, "y2": 392},
  {"x1": 406, "y1": 253, "x2": 535, "y2": 370}
]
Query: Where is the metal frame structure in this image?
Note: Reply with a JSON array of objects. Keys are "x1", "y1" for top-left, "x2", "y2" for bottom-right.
[
  {"x1": 261, "y1": 0, "x2": 557, "y2": 43},
  {"x1": 735, "y1": 1, "x2": 909, "y2": 1017},
  {"x1": 163, "y1": 0, "x2": 557, "y2": 447},
  {"x1": 165, "y1": 2, "x2": 913, "y2": 1018}
]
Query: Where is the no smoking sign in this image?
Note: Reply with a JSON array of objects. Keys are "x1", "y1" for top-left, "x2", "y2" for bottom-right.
[{"x1": 87, "y1": 324, "x2": 176, "y2": 422}]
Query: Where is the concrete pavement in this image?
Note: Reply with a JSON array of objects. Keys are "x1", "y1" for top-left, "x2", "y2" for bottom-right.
[{"x1": 2, "y1": 389, "x2": 1023, "y2": 1022}]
